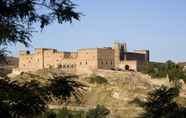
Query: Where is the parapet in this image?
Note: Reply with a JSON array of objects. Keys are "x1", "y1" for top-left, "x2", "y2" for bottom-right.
[{"x1": 134, "y1": 49, "x2": 149, "y2": 54}]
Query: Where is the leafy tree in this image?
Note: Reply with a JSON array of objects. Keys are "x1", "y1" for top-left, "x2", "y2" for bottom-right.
[
  {"x1": 140, "y1": 61, "x2": 186, "y2": 83},
  {"x1": 0, "y1": 0, "x2": 81, "y2": 62},
  {"x1": 140, "y1": 62, "x2": 168, "y2": 78},
  {"x1": 86, "y1": 105, "x2": 110, "y2": 118},
  {"x1": 0, "y1": 74, "x2": 88, "y2": 118},
  {"x1": 166, "y1": 61, "x2": 186, "y2": 83},
  {"x1": 140, "y1": 85, "x2": 186, "y2": 118},
  {"x1": 0, "y1": 78, "x2": 47, "y2": 118},
  {"x1": 48, "y1": 75, "x2": 88, "y2": 103},
  {"x1": 0, "y1": 0, "x2": 80, "y2": 47},
  {"x1": 0, "y1": 1, "x2": 84, "y2": 117}
]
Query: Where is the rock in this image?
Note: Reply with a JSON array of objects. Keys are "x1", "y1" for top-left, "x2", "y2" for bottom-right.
[{"x1": 112, "y1": 92, "x2": 120, "y2": 99}]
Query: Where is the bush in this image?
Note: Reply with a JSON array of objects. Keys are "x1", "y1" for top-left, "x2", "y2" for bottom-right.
[
  {"x1": 140, "y1": 61, "x2": 186, "y2": 82},
  {"x1": 42, "y1": 109, "x2": 86, "y2": 118},
  {"x1": 87, "y1": 74, "x2": 108, "y2": 84},
  {"x1": 139, "y1": 62, "x2": 167, "y2": 78},
  {"x1": 140, "y1": 85, "x2": 186, "y2": 118},
  {"x1": 86, "y1": 105, "x2": 110, "y2": 118}
]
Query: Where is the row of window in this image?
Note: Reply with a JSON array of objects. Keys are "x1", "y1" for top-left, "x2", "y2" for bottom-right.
[
  {"x1": 98, "y1": 56, "x2": 113, "y2": 59},
  {"x1": 99, "y1": 60, "x2": 113, "y2": 65},
  {"x1": 79, "y1": 61, "x2": 88, "y2": 65},
  {"x1": 79, "y1": 60, "x2": 113, "y2": 66},
  {"x1": 58, "y1": 64, "x2": 76, "y2": 68}
]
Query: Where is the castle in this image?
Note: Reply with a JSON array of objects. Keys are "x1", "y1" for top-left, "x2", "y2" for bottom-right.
[{"x1": 18, "y1": 42, "x2": 149, "y2": 73}]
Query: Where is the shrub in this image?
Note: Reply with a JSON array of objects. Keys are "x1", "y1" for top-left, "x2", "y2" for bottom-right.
[
  {"x1": 140, "y1": 85, "x2": 186, "y2": 118},
  {"x1": 87, "y1": 74, "x2": 108, "y2": 84},
  {"x1": 140, "y1": 61, "x2": 186, "y2": 83},
  {"x1": 42, "y1": 109, "x2": 86, "y2": 118},
  {"x1": 139, "y1": 62, "x2": 167, "y2": 78},
  {"x1": 86, "y1": 105, "x2": 110, "y2": 118}
]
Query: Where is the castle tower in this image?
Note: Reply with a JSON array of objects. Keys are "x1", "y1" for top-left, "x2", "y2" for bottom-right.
[
  {"x1": 112, "y1": 42, "x2": 127, "y2": 66},
  {"x1": 35, "y1": 48, "x2": 45, "y2": 69}
]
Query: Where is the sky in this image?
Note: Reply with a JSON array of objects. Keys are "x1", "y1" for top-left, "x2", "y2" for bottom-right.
[{"x1": 9, "y1": 0, "x2": 186, "y2": 62}]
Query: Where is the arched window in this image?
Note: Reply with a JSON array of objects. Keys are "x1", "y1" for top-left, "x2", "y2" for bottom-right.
[{"x1": 125, "y1": 65, "x2": 130, "y2": 70}]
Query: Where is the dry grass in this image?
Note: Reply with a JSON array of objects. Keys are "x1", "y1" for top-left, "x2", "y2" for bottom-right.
[{"x1": 8, "y1": 69, "x2": 186, "y2": 118}]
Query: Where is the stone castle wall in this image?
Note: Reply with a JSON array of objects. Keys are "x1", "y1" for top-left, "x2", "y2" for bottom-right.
[{"x1": 18, "y1": 42, "x2": 149, "y2": 73}]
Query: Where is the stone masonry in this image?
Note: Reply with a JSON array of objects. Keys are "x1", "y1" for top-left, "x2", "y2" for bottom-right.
[{"x1": 18, "y1": 42, "x2": 149, "y2": 73}]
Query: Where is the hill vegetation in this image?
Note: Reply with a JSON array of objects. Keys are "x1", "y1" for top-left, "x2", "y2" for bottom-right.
[
  {"x1": 5, "y1": 68, "x2": 186, "y2": 118},
  {"x1": 140, "y1": 61, "x2": 186, "y2": 82}
]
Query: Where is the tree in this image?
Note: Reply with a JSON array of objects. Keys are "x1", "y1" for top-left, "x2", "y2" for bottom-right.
[
  {"x1": 0, "y1": 78, "x2": 47, "y2": 118},
  {"x1": 140, "y1": 85, "x2": 186, "y2": 118},
  {"x1": 166, "y1": 61, "x2": 186, "y2": 83},
  {"x1": 0, "y1": 0, "x2": 81, "y2": 62},
  {"x1": 0, "y1": 1, "x2": 83, "y2": 117},
  {"x1": 48, "y1": 75, "x2": 88, "y2": 104},
  {"x1": 0, "y1": 0, "x2": 80, "y2": 47}
]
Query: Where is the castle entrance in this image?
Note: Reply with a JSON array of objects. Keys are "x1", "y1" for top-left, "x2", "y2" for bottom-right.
[{"x1": 125, "y1": 65, "x2": 130, "y2": 70}]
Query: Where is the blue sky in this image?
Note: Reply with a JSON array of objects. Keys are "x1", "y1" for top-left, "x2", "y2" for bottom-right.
[{"x1": 9, "y1": 0, "x2": 186, "y2": 62}]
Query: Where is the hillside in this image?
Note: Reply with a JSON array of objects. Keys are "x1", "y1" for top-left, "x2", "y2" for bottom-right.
[
  {"x1": 8, "y1": 69, "x2": 186, "y2": 118},
  {"x1": 0, "y1": 56, "x2": 18, "y2": 77}
]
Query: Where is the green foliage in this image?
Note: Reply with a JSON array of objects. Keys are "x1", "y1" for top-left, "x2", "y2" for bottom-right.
[
  {"x1": 166, "y1": 61, "x2": 186, "y2": 83},
  {"x1": 0, "y1": 78, "x2": 48, "y2": 118},
  {"x1": 0, "y1": 1, "x2": 82, "y2": 117},
  {"x1": 42, "y1": 109, "x2": 86, "y2": 118},
  {"x1": 87, "y1": 74, "x2": 108, "y2": 85},
  {"x1": 140, "y1": 85, "x2": 186, "y2": 118},
  {"x1": 0, "y1": 0, "x2": 80, "y2": 47},
  {"x1": 45, "y1": 111, "x2": 56, "y2": 118},
  {"x1": 140, "y1": 61, "x2": 186, "y2": 82},
  {"x1": 43, "y1": 105, "x2": 110, "y2": 118},
  {"x1": 86, "y1": 105, "x2": 110, "y2": 118},
  {"x1": 48, "y1": 75, "x2": 88, "y2": 103},
  {"x1": 0, "y1": 74, "x2": 88, "y2": 118},
  {"x1": 140, "y1": 62, "x2": 168, "y2": 78}
]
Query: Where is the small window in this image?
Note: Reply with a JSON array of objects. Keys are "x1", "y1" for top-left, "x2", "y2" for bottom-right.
[
  {"x1": 101, "y1": 61, "x2": 103, "y2": 64},
  {"x1": 58, "y1": 64, "x2": 62, "y2": 68},
  {"x1": 71, "y1": 65, "x2": 73, "y2": 68},
  {"x1": 63, "y1": 65, "x2": 66, "y2": 68},
  {"x1": 111, "y1": 61, "x2": 112, "y2": 65},
  {"x1": 80, "y1": 62, "x2": 82, "y2": 65},
  {"x1": 85, "y1": 61, "x2": 88, "y2": 65},
  {"x1": 67, "y1": 65, "x2": 69, "y2": 68},
  {"x1": 106, "y1": 61, "x2": 108, "y2": 64}
]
